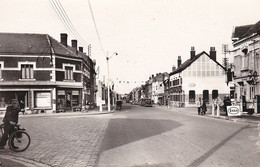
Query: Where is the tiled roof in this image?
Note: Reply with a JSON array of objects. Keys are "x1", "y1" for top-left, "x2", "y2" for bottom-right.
[
  {"x1": 169, "y1": 51, "x2": 225, "y2": 76},
  {"x1": 232, "y1": 20, "x2": 260, "y2": 40},
  {"x1": 0, "y1": 33, "x2": 50, "y2": 54},
  {"x1": 0, "y1": 32, "x2": 81, "y2": 59}
]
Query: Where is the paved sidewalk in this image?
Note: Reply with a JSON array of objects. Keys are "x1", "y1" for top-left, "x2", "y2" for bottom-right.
[
  {"x1": 0, "y1": 106, "x2": 114, "y2": 118},
  {"x1": 155, "y1": 105, "x2": 260, "y2": 124},
  {"x1": 0, "y1": 108, "x2": 111, "y2": 167}
]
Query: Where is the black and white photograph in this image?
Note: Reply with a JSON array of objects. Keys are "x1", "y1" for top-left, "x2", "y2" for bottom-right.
[{"x1": 0, "y1": 0, "x2": 260, "y2": 166}]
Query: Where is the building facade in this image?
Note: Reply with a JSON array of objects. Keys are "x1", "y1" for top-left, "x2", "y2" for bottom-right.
[
  {"x1": 230, "y1": 21, "x2": 260, "y2": 113},
  {"x1": 168, "y1": 47, "x2": 229, "y2": 107},
  {"x1": 0, "y1": 33, "x2": 96, "y2": 113}
]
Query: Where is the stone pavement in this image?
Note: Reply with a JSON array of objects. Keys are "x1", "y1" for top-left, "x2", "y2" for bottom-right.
[
  {"x1": 1, "y1": 105, "x2": 260, "y2": 167},
  {"x1": 0, "y1": 108, "x2": 113, "y2": 167}
]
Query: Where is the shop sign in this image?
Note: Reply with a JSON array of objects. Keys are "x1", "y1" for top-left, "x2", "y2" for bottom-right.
[
  {"x1": 58, "y1": 90, "x2": 65, "y2": 95},
  {"x1": 72, "y1": 90, "x2": 79, "y2": 95},
  {"x1": 35, "y1": 92, "x2": 51, "y2": 108},
  {"x1": 227, "y1": 106, "x2": 242, "y2": 116}
]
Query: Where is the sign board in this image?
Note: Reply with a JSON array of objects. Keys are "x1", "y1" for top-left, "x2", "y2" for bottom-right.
[
  {"x1": 227, "y1": 105, "x2": 242, "y2": 116},
  {"x1": 35, "y1": 92, "x2": 51, "y2": 108}
]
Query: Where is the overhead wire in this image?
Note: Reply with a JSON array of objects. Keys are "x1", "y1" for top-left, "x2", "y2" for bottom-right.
[
  {"x1": 55, "y1": 0, "x2": 88, "y2": 45},
  {"x1": 49, "y1": 0, "x2": 88, "y2": 46},
  {"x1": 49, "y1": 0, "x2": 77, "y2": 39},
  {"x1": 88, "y1": 0, "x2": 106, "y2": 57}
]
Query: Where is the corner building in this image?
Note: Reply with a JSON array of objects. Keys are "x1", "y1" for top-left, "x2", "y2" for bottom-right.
[{"x1": 0, "y1": 33, "x2": 96, "y2": 113}]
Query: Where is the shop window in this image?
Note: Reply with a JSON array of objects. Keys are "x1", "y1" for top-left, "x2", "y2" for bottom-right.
[
  {"x1": 21, "y1": 64, "x2": 34, "y2": 79},
  {"x1": 34, "y1": 91, "x2": 51, "y2": 108},
  {"x1": 189, "y1": 90, "x2": 195, "y2": 103},
  {"x1": 203, "y1": 90, "x2": 209, "y2": 102},
  {"x1": 65, "y1": 66, "x2": 73, "y2": 80}
]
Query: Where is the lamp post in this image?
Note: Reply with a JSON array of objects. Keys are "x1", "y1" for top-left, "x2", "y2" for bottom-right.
[{"x1": 106, "y1": 52, "x2": 118, "y2": 112}]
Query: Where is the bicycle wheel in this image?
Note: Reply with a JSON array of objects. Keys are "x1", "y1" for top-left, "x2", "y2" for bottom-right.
[{"x1": 8, "y1": 131, "x2": 31, "y2": 152}]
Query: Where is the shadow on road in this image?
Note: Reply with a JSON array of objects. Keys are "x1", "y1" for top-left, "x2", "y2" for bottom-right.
[{"x1": 99, "y1": 118, "x2": 183, "y2": 152}]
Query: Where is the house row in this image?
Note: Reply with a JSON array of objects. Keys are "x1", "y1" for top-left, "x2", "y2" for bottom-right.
[
  {"x1": 229, "y1": 20, "x2": 260, "y2": 114},
  {"x1": 130, "y1": 47, "x2": 230, "y2": 107},
  {"x1": 0, "y1": 32, "x2": 97, "y2": 113}
]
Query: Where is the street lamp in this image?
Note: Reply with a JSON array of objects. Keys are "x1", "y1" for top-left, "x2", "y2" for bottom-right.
[{"x1": 106, "y1": 52, "x2": 118, "y2": 112}]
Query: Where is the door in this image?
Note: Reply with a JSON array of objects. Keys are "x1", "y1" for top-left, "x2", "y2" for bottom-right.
[
  {"x1": 242, "y1": 95, "x2": 246, "y2": 112},
  {"x1": 17, "y1": 92, "x2": 26, "y2": 109},
  {"x1": 66, "y1": 92, "x2": 72, "y2": 108}
]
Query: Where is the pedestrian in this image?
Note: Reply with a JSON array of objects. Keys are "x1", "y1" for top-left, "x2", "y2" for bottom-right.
[
  {"x1": 196, "y1": 97, "x2": 202, "y2": 115},
  {"x1": 0, "y1": 99, "x2": 21, "y2": 149},
  {"x1": 201, "y1": 98, "x2": 207, "y2": 115},
  {"x1": 223, "y1": 95, "x2": 231, "y2": 116},
  {"x1": 19, "y1": 100, "x2": 25, "y2": 114}
]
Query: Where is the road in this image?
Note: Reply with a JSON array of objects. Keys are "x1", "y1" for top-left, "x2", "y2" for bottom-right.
[
  {"x1": 96, "y1": 104, "x2": 260, "y2": 167},
  {"x1": 0, "y1": 104, "x2": 259, "y2": 167}
]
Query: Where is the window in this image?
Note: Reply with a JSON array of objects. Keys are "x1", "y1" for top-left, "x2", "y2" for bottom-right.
[
  {"x1": 189, "y1": 90, "x2": 195, "y2": 103},
  {"x1": 203, "y1": 90, "x2": 209, "y2": 102},
  {"x1": 0, "y1": 64, "x2": 2, "y2": 79},
  {"x1": 21, "y1": 64, "x2": 34, "y2": 79},
  {"x1": 212, "y1": 90, "x2": 218, "y2": 99},
  {"x1": 65, "y1": 66, "x2": 73, "y2": 80}
]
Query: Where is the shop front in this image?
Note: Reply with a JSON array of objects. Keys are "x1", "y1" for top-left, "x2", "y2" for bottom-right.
[
  {"x1": 0, "y1": 90, "x2": 28, "y2": 111},
  {"x1": 56, "y1": 89, "x2": 82, "y2": 112}
]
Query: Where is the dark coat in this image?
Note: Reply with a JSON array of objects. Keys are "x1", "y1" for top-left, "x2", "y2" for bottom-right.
[{"x1": 3, "y1": 106, "x2": 20, "y2": 125}]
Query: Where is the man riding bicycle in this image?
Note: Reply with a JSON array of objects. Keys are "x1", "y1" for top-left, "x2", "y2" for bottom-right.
[{"x1": 0, "y1": 99, "x2": 22, "y2": 149}]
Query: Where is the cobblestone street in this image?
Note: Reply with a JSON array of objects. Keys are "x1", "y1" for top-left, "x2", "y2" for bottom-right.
[{"x1": 0, "y1": 112, "x2": 110, "y2": 167}]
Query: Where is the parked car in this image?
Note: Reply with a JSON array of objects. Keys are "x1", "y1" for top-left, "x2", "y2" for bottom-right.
[{"x1": 140, "y1": 98, "x2": 153, "y2": 107}]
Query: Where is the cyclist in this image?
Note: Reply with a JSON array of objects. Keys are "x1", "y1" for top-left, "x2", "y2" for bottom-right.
[{"x1": 0, "y1": 99, "x2": 21, "y2": 149}]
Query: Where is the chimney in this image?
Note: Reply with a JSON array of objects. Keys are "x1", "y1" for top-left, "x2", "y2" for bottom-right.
[
  {"x1": 79, "y1": 47, "x2": 83, "y2": 53},
  {"x1": 177, "y1": 56, "x2": 182, "y2": 67},
  {"x1": 72, "y1": 40, "x2": 77, "y2": 49},
  {"x1": 71, "y1": 40, "x2": 78, "y2": 55},
  {"x1": 190, "y1": 46, "x2": 195, "y2": 59},
  {"x1": 60, "y1": 33, "x2": 68, "y2": 47},
  {"x1": 172, "y1": 65, "x2": 176, "y2": 72},
  {"x1": 210, "y1": 47, "x2": 216, "y2": 61}
]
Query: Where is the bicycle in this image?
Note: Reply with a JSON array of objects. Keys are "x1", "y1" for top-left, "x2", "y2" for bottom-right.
[{"x1": 0, "y1": 123, "x2": 31, "y2": 152}]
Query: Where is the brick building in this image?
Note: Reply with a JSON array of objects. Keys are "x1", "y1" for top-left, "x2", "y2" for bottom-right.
[{"x1": 0, "y1": 33, "x2": 96, "y2": 113}]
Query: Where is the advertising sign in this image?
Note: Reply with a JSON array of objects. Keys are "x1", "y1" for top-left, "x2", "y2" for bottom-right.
[
  {"x1": 35, "y1": 92, "x2": 51, "y2": 108},
  {"x1": 227, "y1": 105, "x2": 242, "y2": 116}
]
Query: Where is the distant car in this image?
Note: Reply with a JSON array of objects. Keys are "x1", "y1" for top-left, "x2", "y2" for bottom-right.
[
  {"x1": 116, "y1": 100, "x2": 122, "y2": 110},
  {"x1": 140, "y1": 98, "x2": 153, "y2": 107}
]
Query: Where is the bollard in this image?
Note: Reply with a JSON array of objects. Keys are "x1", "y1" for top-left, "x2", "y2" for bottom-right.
[
  {"x1": 99, "y1": 105, "x2": 103, "y2": 112},
  {"x1": 212, "y1": 104, "x2": 215, "y2": 116},
  {"x1": 216, "y1": 104, "x2": 220, "y2": 117}
]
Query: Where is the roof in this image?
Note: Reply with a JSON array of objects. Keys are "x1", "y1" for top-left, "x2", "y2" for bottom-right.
[
  {"x1": 232, "y1": 20, "x2": 260, "y2": 40},
  {"x1": 169, "y1": 51, "x2": 225, "y2": 76},
  {"x1": 0, "y1": 32, "x2": 81, "y2": 59}
]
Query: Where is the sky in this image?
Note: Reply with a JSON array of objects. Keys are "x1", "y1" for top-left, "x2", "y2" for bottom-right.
[{"x1": 0, "y1": 0, "x2": 260, "y2": 94}]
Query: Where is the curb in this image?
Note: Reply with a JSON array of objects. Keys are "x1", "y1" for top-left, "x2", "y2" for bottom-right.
[
  {"x1": 0, "y1": 110, "x2": 114, "y2": 118},
  {"x1": 0, "y1": 155, "x2": 50, "y2": 167}
]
